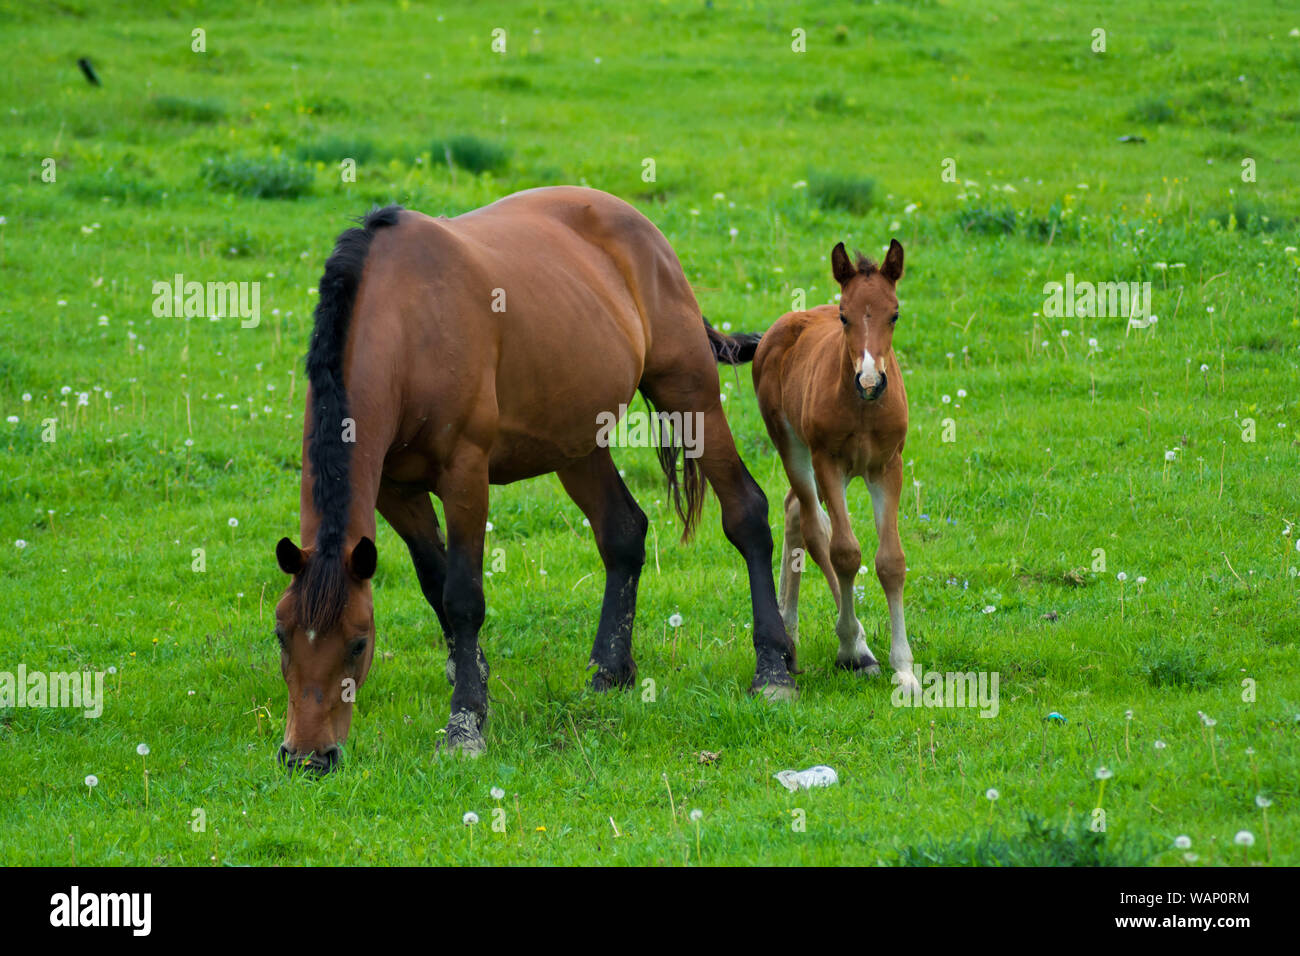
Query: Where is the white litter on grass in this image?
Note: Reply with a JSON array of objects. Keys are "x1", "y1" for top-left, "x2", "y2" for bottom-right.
[{"x1": 774, "y1": 765, "x2": 838, "y2": 792}]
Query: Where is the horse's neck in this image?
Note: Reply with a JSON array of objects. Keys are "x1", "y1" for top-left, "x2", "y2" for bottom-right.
[{"x1": 297, "y1": 441, "x2": 382, "y2": 553}]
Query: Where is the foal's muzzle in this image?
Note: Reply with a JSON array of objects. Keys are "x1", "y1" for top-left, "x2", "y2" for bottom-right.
[
  {"x1": 278, "y1": 744, "x2": 341, "y2": 776},
  {"x1": 855, "y1": 370, "x2": 888, "y2": 402}
]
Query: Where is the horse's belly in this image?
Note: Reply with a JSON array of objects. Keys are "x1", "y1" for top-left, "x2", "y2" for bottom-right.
[{"x1": 488, "y1": 358, "x2": 640, "y2": 482}]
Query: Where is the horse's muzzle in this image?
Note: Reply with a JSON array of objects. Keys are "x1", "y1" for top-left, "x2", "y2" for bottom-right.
[
  {"x1": 278, "y1": 743, "x2": 341, "y2": 776},
  {"x1": 855, "y1": 370, "x2": 887, "y2": 402}
]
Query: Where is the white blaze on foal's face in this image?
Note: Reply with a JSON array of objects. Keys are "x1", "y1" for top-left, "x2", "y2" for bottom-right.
[{"x1": 855, "y1": 347, "x2": 884, "y2": 390}]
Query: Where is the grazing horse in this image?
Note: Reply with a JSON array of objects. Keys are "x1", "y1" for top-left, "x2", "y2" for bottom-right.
[
  {"x1": 750, "y1": 240, "x2": 920, "y2": 694},
  {"x1": 273, "y1": 186, "x2": 797, "y2": 773}
]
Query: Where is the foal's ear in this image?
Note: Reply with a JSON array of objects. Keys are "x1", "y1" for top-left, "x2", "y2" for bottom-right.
[
  {"x1": 831, "y1": 242, "x2": 857, "y2": 286},
  {"x1": 276, "y1": 537, "x2": 305, "y2": 576},
  {"x1": 882, "y1": 239, "x2": 904, "y2": 284},
  {"x1": 349, "y1": 537, "x2": 378, "y2": 581}
]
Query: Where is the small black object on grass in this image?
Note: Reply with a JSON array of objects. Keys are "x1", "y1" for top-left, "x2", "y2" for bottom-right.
[{"x1": 77, "y1": 57, "x2": 101, "y2": 86}]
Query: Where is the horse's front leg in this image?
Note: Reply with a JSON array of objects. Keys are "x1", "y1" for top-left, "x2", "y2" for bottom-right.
[{"x1": 436, "y1": 445, "x2": 491, "y2": 757}]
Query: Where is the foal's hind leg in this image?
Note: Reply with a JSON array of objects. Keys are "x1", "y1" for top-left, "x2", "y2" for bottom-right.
[
  {"x1": 377, "y1": 479, "x2": 485, "y2": 688},
  {"x1": 777, "y1": 489, "x2": 805, "y2": 644},
  {"x1": 557, "y1": 447, "x2": 647, "y2": 691},
  {"x1": 639, "y1": 381, "x2": 797, "y2": 697}
]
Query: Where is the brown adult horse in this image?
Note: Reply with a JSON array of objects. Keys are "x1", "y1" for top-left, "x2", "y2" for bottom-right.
[
  {"x1": 750, "y1": 241, "x2": 920, "y2": 695},
  {"x1": 273, "y1": 186, "x2": 796, "y2": 772}
]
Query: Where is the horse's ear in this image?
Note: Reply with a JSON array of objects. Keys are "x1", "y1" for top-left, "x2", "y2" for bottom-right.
[
  {"x1": 349, "y1": 537, "x2": 378, "y2": 581},
  {"x1": 882, "y1": 239, "x2": 904, "y2": 284},
  {"x1": 831, "y1": 242, "x2": 856, "y2": 286},
  {"x1": 276, "y1": 537, "x2": 305, "y2": 576}
]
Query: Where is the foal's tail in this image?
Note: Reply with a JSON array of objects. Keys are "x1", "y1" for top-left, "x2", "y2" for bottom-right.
[{"x1": 704, "y1": 317, "x2": 761, "y2": 365}]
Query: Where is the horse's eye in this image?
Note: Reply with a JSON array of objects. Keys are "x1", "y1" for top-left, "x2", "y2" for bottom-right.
[
  {"x1": 838, "y1": 310, "x2": 848, "y2": 325},
  {"x1": 275, "y1": 627, "x2": 288, "y2": 651},
  {"x1": 891, "y1": 312, "x2": 899, "y2": 325},
  {"x1": 348, "y1": 637, "x2": 368, "y2": 659}
]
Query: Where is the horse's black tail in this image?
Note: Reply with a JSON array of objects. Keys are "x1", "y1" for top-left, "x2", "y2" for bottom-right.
[
  {"x1": 641, "y1": 392, "x2": 707, "y2": 544},
  {"x1": 704, "y1": 317, "x2": 761, "y2": 365}
]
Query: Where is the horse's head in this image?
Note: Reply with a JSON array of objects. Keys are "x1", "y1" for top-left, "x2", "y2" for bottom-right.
[
  {"x1": 831, "y1": 239, "x2": 904, "y2": 402},
  {"x1": 272, "y1": 535, "x2": 377, "y2": 774}
]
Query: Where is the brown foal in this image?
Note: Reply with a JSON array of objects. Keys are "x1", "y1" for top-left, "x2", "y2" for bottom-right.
[{"x1": 751, "y1": 240, "x2": 920, "y2": 694}]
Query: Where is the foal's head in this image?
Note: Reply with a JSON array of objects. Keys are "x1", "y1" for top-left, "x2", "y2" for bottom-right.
[
  {"x1": 831, "y1": 239, "x2": 904, "y2": 401},
  {"x1": 272, "y1": 536, "x2": 378, "y2": 774}
]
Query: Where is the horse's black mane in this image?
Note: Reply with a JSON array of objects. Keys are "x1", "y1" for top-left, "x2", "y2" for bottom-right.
[{"x1": 294, "y1": 204, "x2": 403, "y2": 633}]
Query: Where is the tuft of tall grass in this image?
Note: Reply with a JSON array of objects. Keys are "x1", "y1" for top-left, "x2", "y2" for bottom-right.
[
  {"x1": 202, "y1": 156, "x2": 314, "y2": 199},
  {"x1": 808, "y1": 168, "x2": 875, "y2": 214},
  {"x1": 430, "y1": 135, "x2": 511, "y2": 175}
]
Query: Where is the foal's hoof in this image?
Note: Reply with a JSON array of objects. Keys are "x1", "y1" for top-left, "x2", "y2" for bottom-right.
[
  {"x1": 836, "y1": 653, "x2": 882, "y2": 677},
  {"x1": 589, "y1": 660, "x2": 637, "y2": 692},
  {"x1": 892, "y1": 668, "x2": 923, "y2": 698},
  {"x1": 437, "y1": 711, "x2": 486, "y2": 758}
]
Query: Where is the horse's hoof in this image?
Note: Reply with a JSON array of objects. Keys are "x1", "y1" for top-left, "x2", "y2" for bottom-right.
[
  {"x1": 751, "y1": 674, "x2": 799, "y2": 702},
  {"x1": 590, "y1": 665, "x2": 634, "y2": 697},
  {"x1": 438, "y1": 711, "x2": 486, "y2": 758}
]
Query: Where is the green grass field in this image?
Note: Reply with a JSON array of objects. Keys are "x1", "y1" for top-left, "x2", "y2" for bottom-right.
[{"x1": 1, "y1": 0, "x2": 1297, "y2": 866}]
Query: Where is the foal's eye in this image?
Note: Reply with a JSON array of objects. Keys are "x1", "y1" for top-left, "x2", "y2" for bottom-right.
[
  {"x1": 891, "y1": 312, "x2": 900, "y2": 325},
  {"x1": 838, "y1": 310, "x2": 848, "y2": 325}
]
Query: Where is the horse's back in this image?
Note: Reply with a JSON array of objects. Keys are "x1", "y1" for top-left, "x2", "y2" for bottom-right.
[{"x1": 354, "y1": 188, "x2": 702, "y2": 483}]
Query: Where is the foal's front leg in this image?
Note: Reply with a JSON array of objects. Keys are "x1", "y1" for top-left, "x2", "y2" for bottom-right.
[
  {"x1": 813, "y1": 454, "x2": 880, "y2": 674},
  {"x1": 867, "y1": 457, "x2": 920, "y2": 694}
]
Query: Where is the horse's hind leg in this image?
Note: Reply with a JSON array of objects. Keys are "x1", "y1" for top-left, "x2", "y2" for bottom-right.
[
  {"x1": 435, "y1": 445, "x2": 492, "y2": 757},
  {"x1": 639, "y1": 379, "x2": 797, "y2": 698},
  {"x1": 557, "y1": 447, "x2": 647, "y2": 691},
  {"x1": 377, "y1": 479, "x2": 485, "y2": 687}
]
